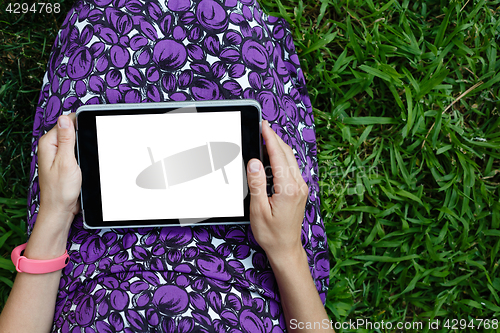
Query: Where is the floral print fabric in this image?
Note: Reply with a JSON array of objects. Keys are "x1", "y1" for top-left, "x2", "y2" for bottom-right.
[{"x1": 27, "y1": 0, "x2": 329, "y2": 331}]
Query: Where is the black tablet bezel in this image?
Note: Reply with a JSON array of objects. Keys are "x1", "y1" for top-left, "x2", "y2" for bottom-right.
[{"x1": 76, "y1": 100, "x2": 262, "y2": 229}]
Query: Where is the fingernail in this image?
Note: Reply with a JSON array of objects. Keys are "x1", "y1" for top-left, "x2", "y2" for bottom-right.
[
  {"x1": 58, "y1": 116, "x2": 69, "y2": 129},
  {"x1": 249, "y1": 160, "x2": 261, "y2": 173}
]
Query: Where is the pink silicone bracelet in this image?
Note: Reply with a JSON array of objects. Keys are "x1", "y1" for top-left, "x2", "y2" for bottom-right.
[{"x1": 11, "y1": 243, "x2": 70, "y2": 274}]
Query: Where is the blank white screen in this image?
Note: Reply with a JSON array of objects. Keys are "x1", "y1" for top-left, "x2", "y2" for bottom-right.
[{"x1": 95, "y1": 111, "x2": 243, "y2": 222}]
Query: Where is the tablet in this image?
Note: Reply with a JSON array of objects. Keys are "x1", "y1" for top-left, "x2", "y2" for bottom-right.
[{"x1": 75, "y1": 100, "x2": 262, "y2": 229}]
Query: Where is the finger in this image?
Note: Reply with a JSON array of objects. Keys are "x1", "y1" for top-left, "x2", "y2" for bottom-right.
[
  {"x1": 38, "y1": 113, "x2": 77, "y2": 172},
  {"x1": 275, "y1": 134, "x2": 305, "y2": 188},
  {"x1": 264, "y1": 121, "x2": 306, "y2": 195},
  {"x1": 54, "y1": 114, "x2": 77, "y2": 164},
  {"x1": 67, "y1": 112, "x2": 77, "y2": 126},
  {"x1": 246, "y1": 158, "x2": 271, "y2": 220},
  {"x1": 281, "y1": 144, "x2": 309, "y2": 198},
  {"x1": 261, "y1": 120, "x2": 292, "y2": 191},
  {"x1": 37, "y1": 124, "x2": 59, "y2": 172}
]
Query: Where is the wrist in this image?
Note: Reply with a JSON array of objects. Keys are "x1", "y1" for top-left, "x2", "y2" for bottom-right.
[
  {"x1": 37, "y1": 204, "x2": 76, "y2": 224},
  {"x1": 24, "y1": 232, "x2": 69, "y2": 260},
  {"x1": 267, "y1": 243, "x2": 308, "y2": 273},
  {"x1": 24, "y1": 210, "x2": 73, "y2": 260}
]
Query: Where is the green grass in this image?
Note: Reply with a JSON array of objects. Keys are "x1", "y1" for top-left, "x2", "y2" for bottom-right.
[{"x1": 1, "y1": 0, "x2": 500, "y2": 331}]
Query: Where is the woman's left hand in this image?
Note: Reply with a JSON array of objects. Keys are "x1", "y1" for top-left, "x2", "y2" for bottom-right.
[
  {"x1": 38, "y1": 113, "x2": 82, "y2": 225},
  {"x1": 0, "y1": 114, "x2": 82, "y2": 333}
]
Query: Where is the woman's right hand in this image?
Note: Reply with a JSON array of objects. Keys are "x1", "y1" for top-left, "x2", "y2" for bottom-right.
[
  {"x1": 246, "y1": 120, "x2": 333, "y2": 332},
  {"x1": 245, "y1": 120, "x2": 309, "y2": 264}
]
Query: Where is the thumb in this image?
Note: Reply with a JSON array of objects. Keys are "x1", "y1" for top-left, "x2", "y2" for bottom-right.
[
  {"x1": 55, "y1": 115, "x2": 76, "y2": 162},
  {"x1": 247, "y1": 159, "x2": 270, "y2": 218}
]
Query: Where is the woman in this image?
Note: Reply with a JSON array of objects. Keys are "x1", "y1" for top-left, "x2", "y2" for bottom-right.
[{"x1": 0, "y1": 0, "x2": 331, "y2": 331}]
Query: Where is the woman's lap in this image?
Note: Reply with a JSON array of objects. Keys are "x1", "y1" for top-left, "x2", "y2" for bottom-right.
[{"x1": 27, "y1": 0, "x2": 329, "y2": 331}]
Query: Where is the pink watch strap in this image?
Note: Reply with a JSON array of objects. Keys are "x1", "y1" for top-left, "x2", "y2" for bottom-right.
[{"x1": 11, "y1": 243, "x2": 70, "y2": 274}]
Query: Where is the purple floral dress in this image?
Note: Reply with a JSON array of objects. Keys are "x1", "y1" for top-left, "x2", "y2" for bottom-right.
[{"x1": 27, "y1": 0, "x2": 329, "y2": 331}]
